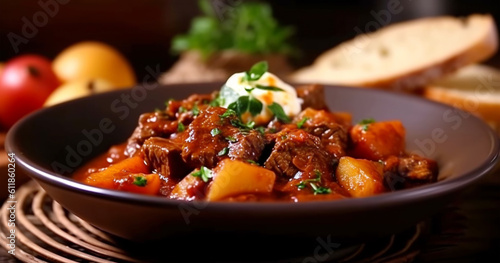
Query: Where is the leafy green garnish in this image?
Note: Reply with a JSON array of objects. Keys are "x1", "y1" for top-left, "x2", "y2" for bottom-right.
[
  {"x1": 297, "y1": 117, "x2": 309, "y2": 129},
  {"x1": 133, "y1": 176, "x2": 147, "y2": 187},
  {"x1": 310, "y1": 183, "x2": 332, "y2": 195},
  {"x1": 211, "y1": 128, "x2": 221, "y2": 136},
  {"x1": 192, "y1": 103, "x2": 199, "y2": 116},
  {"x1": 171, "y1": 1, "x2": 296, "y2": 59},
  {"x1": 191, "y1": 166, "x2": 214, "y2": 182},
  {"x1": 218, "y1": 147, "x2": 229, "y2": 156},
  {"x1": 247, "y1": 160, "x2": 259, "y2": 165},
  {"x1": 244, "y1": 61, "x2": 268, "y2": 81},
  {"x1": 210, "y1": 94, "x2": 225, "y2": 107},
  {"x1": 255, "y1": 84, "x2": 284, "y2": 92},
  {"x1": 267, "y1": 102, "x2": 291, "y2": 123},
  {"x1": 177, "y1": 122, "x2": 185, "y2": 132},
  {"x1": 225, "y1": 136, "x2": 237, "y2": 143},
  {"x1": 359, "y1": 118, "x2": 376, "y2": 131},
  {"x1": 228, "y1": 96, "x2": 263, "y2": 117},
  {"x1": 296, "y1": 170, "x2": 331, "y2": 195},
  {"x1": 178, "y1": 106, "x2": 187, "y2": 113}
]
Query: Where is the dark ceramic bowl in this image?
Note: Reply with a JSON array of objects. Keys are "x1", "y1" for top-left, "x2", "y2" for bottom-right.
[{"x1": 6, "y1": 83, "x2": 499, "y2": 246}]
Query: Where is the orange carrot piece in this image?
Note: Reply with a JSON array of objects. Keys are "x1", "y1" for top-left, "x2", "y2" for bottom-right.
[{"x1": 83, "y1": 156, "x2": 149, "y2": 189}]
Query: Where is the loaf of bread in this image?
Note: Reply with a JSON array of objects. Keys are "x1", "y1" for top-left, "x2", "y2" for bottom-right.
[
  {"x1": 423, "y1": 64, "x2": 500, "y2": 133},
  {"x1": 290, "y1": 14, "x2": 498, "y2": 91}
]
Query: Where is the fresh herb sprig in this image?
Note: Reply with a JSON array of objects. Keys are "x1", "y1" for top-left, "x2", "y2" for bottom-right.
[
  {"x1": 359, "y1": 118, "x2": 376, "y2": 131},
  {"x1": 297, "y1": 170, "x2": 332, "y2": 195},
  {"x1": 171, "y1": 1, "x2": 296, "y2": 59},
  {"x1": 191, "y1": 166, "x2": 214, "y2": 182}
]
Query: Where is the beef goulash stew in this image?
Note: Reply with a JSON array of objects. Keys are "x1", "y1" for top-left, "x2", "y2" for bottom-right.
[{"x1": 74, "y1": 61, "x2": 438, "y2": 202}]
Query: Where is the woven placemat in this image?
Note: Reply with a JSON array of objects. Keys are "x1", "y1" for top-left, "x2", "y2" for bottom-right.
[{"x1": 0, "y1": 181, "x2": 429, "y2": 263}]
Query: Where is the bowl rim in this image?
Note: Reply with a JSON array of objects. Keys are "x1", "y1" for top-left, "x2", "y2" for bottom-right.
[{"x1": 6, "y1": 83, "x2": 500, "y2": 212}]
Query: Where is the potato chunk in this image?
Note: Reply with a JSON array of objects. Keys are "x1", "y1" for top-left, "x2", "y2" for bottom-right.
[
  {"x1": 206, "y1": 159, "x2": 276, "y2": 201},
  {"x1": 350, "y1": 120, "x2": 405, "y2": 161},
  {"x1": 336, "y1": 156, "x2": 386, "y2": 197}
]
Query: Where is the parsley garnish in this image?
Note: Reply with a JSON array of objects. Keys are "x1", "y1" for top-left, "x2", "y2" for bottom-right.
[
  {"x1": 191, "y1": 166, "x2": 213, "y2": 182},
  {"x1": 133, "y1": 176, "x2": 147, "y2": 187},
  {"x1": 255, "y1": 126, "x2": 266, "y2": 134},
  {"x1": 359, "y1": 118, "x2": 375, "y2": 131},
  {"x1": 211, "y1": 128, "x2": 221, "y2": 136},
  {"x1": 192, "y1": 103, "x2": 199, "y2": 116},
  {"x1": 255, "y1": 85, "x2": 284, "y2": 92},
  {"x1": 220, "y1": 109, "x2": 237, "y2": 119},
  {"x1": 178, "y1": 106, "x2": 187, "y2": 113},
  {"x1": 297, "y1": 117, "x2": 309, "y2": 129},
  {"x1": 218, "y1": 147, "x2": 229, "y2": 156},
  {"x1": 210, "y1": 95, "x2": 225, "y2": 107},
  {"x1": 247, "y1": 160, "x2": 259, "y2": 165},
  {"x1": 296, "y1": 170, "x2": 331, "y2": 195},
  {"x1": 165, "y1": 98, "x2": 174, "y2": 106},
  {"x1": 225, "y1": 136, "x2": 237, "y2": 143},
  {"x1": 267, "y1": 102, "x2": 291, "y2": 123},
  {"x1": 244, "y1": 61, "x2": 268, "y2": 81},
  {"x1": 227, "y1": 95, "x2": 263, "y2": 117},
  {"x1": 177, "y1": 122, "x2": 185, "y2": 132}
]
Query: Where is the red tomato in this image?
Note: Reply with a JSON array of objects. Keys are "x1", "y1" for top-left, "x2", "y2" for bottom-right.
[{"x1": 0, "y1": 55, "x2": 60, "y2": 128}]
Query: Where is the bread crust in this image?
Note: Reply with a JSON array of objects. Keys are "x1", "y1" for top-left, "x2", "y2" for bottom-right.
[{"x1": 290, "y1": 14, "x2": 499, "y2": 91}]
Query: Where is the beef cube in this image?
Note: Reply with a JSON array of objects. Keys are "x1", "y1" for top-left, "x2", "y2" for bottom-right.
[
  {"x1": 296, "y1": 84, "x2": 328, "y2": 110},
  {"x1": 125, "y1": 112, "x2": 178, "y2": 156},
  {"x1": 264, "y1": 128, "x2": 334, "y2": 182},
  {"x1": 142, "y1": 137, "x2": 190, "y2": 178},
  {"x1": 294, "y1": 108, "x2": 349, "y2": 158},
  {"x1": 398, "y1": 154, "x2": 438, "y2": 182},
  {"x1": 181, "y1": 107, "x2": 231, "y2": 168},
  {"x1": 227, "y1": 129, "x2": 266, "y2": 162}
]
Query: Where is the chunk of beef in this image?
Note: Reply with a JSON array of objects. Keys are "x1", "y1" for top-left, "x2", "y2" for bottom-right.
[
  {"x1": 264, "y1": 128, "x2": 334, "y2": 182},
  {"x1": 227, "y1": 129, "x2": 265, "y2": 162},
  {"x1": 142, "y1": 137, "x2": 191, "y2": 178},
  {"x1": 181, "y1": 107, "x2": 231, "y2": 168},
  {"x1": 294, "y1": 108, "x2": 350, "y2": 158},
  {"x1": 383, "y1": 154, "x2": 438, "y2": 189},
  {"x1": 296, "y1": 84, "x2": 327, "y2": 110},
  {"x1": 181, "y1": 107, "x2": 267, "y2": 168},
  {"x1": 125, "y1": 112, "x2": 178, "y2": 156}
]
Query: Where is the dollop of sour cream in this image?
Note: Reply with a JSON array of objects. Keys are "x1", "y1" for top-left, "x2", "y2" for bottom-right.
[{"x1": 221, "y1": 72, "x2": 302, "y2": 125}]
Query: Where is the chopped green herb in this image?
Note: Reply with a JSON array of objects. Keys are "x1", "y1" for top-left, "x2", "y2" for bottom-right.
[
  {"x1": 191, "y1": 166, "x2": 213, "y2": 182},
  {"x1": 225, "y1": 136, "x2": 237, "y2": 143},
  {"x1": 255, "y1": 85, "x2": 284, "y2": 92},
  {"x1": 165, "y1": 98, "x2": 174, "y2": 106},
  {"x1": 297, "y1": 117, "x2": 310, "y2": 129},
  {"x1": 210, "y1": 95, "x2": 225, "y2": 107},
  {"x1": 310, "y1": 183, "x2": 332, "y2": 195},
  {"x1": 247, "y1": 160, "x2": 259, "y2": 165},
  {"x1": 244, "y1": 61, "x2": 268, "y2": 81},
  {"x1": 178, "y1": 106, "x2": 187, "y2": 113},
  {"x1": 177, "y1": 122, "x2": 185, "y2": 132},
  {"x1": 133, "y1": 176, "x2": 147, "y2": 187},
  {"x1": 359, "y1": 118, "x2": 375, "y2": 131},
  {"x1": 255, "y1": 126, "x2": 266, "y2": 135},
  {"x1": 296, "y1": 171, "x2": 331, "y2": 195},
  {"x1": 268, "y1": 102, "x2": 291, "y2": 123},
  {"x1": 244, "y1": 87, "x2": 255, "y2": 93},
  {"x1": 230, "y1": 119, "x2": 255, "y2": 130},
  {"x1": 220, "y1": 109, "x2": 237, "y2": 119},
  {"x1": 211, "y1": 128, "x2": 221, "y2": 136},
  {"x1": 228, "y1": 95, "x2": 263, "y2": 117},
  {"x1": 154, "y1": 108, "x2": 163, "y2": 113},
  {"x1": 217, "y1": 147, "x2": 229, "y2": 156},
  {"x1": 192, "y1": 103, "x2": 199, "y2": 116}
]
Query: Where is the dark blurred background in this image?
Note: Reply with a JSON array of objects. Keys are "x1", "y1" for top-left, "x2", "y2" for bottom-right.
[{"x1": 1, "y1": 0, "x2": 499, "y2": 80}]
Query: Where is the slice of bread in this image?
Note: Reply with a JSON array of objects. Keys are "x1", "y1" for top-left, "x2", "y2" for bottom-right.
[
  {"x1": 290, "y1": 14, "x2": 498, "y2": 91},
  {"x1": 422, "y1": 64, "x2": 500, "y2": 133}
]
